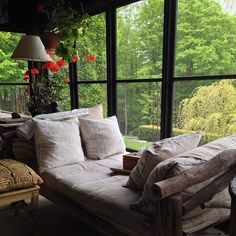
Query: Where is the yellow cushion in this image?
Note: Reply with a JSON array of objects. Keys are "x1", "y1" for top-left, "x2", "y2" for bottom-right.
[{"x1": 0, "y1": 159, "x2": 43, "y2": 193}]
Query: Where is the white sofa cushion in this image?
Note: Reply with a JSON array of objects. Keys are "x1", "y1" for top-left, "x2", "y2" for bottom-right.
[
  {"x1": 33, "y1": 118, "x2": 85, "y2": 173},
  {"x1": 79, "y1": 116, "x2": 126, "y2": 160},
  {"x1": 126, "y1": 133, "x2": 202, "y2": 190}
]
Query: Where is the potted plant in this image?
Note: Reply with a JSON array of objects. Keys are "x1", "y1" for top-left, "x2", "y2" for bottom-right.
[
  {"x1": 23, "y1": 57, "x2": 69, "y2": 116},
  {"x1": 36, "y1": 0, "x2": 90, "y2": 62}
]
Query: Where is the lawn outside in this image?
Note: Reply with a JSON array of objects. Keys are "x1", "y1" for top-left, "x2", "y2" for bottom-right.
[{"x1": 124, "y1": 137, "x2": 152, "y2": 151}]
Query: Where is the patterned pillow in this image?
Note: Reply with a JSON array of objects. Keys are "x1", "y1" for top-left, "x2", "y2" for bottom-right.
[
  {"x1": 0, "y1": 159, "x2": 43, "y2": 193},
  {"x1": 126, "y1": 133, "x2": 202, "y2": 190}
]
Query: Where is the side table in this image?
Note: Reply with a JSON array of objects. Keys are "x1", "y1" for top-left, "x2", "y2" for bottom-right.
[
  {"x1": 0, "y1": 185, "x2": 39, "y2": 210},
  {"x1": 123, "y1": 152, "x2": 141, "y2": 170}
]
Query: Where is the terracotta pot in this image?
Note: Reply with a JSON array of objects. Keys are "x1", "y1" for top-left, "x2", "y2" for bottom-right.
[{"x1": 40, "y1": 32, "x2": 59, "y2": 51}]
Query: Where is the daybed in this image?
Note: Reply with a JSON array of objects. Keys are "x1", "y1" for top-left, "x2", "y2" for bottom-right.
[{"x1": 12, "y1": 106, "x2": 236, "y2": 236}]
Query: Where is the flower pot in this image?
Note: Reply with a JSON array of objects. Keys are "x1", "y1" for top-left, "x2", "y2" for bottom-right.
[{"x1": 40, "y1": 32, "x2": 59, "y2": 51}]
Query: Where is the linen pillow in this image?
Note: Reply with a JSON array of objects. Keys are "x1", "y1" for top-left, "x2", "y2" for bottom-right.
[
  {"x1": 126, "y1": 132, "x2": 202, "y2": 190},
  {"x1": 0, "y1": 159, "x2": 43, "y2": 193},
  {"x1": 33, "y1": 118, "x2": 85, "y2": 173},
  {"x1": 132, "y1": 135, "x2": 236, "y2": 217},
  {"x1": 17, "y1": 104, "x2": 103, "y2": 140},
  {"x1": 79, "y1": 116, "x2": 125, "y2": 160}
]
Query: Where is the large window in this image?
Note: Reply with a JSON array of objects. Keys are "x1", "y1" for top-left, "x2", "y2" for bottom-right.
[
  {"x1": 173, "y1": 79, "x2": 236, "y2": 144},
  {"x1": 3, "y1": 0, "x2": 235, "y2": 151},
  {"x1": 117, "y1": 0, "x2": 164, "y2": 80},
  {"x1": 0, "y1": 32, "x2": 29, "y2": 114},
  {"x1": 77, "y1": 13, "x2": 106, "y2": 81},
  {"x1": 175, "y1": 0, "x2": 236, "y2": 77},
  {"x1": 173, "y1": 0, "x2": 236, "y2": 143},
  {"x1": 116, "y1": 0, "x2": 164, "y2": 149}
]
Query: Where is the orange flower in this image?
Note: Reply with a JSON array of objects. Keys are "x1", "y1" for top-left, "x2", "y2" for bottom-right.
[
  {"x1": 56, "y1": 59, "x2": 66, "y2": 67},
  {"x1": 64, "y1": 77, "x2": 70, "y2": 84},
  {"x1": 72, "y1": 55, "x2": 80, "y2": 63},
  {"x1": 86, "y1": 54, "x2": 96, "y2": 62},
  {"x1": 31, "y1": 68, "x2": 39, "y2": 75}
]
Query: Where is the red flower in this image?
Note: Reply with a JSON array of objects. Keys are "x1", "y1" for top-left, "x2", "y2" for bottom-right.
[
  {"x1": 36, "y1": 3, "x2": 45, "y2": 13},
  {"x1": 31, "y1": 68, "x2": 39, "y2": 75},
  {"x1": 56, "y1": 59, "x2": 66, "y2": 67},
  {"x1": 46, "y1": 50, "x2": 54, "y2": 56},
  {"x1": 64, "y1": 77, "x2": 70, "y2": 84},
  {"x1": 50, "y1": 63, "x2": 59, "y2": 72},
  {"x1": 23, "y1": 75, "x2": 30, "y2": 81},
  {"x1": 44, "y1": 61, "x2": 59, "y2": 72},
  {"x1": 44, "y1": 61, "x2": 53, "y2": 69},
  {"x1": 86, "y1": 54, "x2": 96, "y2": 62},
  {"x1": 72, "y1": 55, "x2": 80, "y2": 63}
]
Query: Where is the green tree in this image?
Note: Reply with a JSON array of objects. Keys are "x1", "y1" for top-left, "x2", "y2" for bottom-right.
[
  {"x1": 178, "y1": 80, "x2": 236, "y2": 140},
  {"x1": 0, "y1": 32, "x2": 26, "y2": 82}
]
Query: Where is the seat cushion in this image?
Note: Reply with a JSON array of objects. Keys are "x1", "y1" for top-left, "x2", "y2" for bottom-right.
[
  {"x1": 0, "y1": 159, "x2": 43, "y2": 193},
  {"x1": 41, "y1": 154, "x2": 154, "y2": 236},
  {"x1": 41, "y1": 153, "x2": 229, "y2": 235}
]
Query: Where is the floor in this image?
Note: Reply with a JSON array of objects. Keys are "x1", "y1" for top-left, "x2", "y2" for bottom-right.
[
  {"x1": 0, "y1": 195, "x2": 229, "y2": 236},
  {"x1": 0, "y1": 196, "x2": 101, "y2": 236}
]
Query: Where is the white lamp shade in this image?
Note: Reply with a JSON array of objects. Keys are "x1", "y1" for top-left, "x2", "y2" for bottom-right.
[{"x1": 11, "y1": 35, "x2": 52, "y2": 62}]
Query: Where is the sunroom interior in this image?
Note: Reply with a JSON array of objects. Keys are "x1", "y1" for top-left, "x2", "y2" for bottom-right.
[
  {"x1": 0, "y1": 0, "x2": 236, "y2": 147},
  {"x1": 0, "y1": 0, "x2": 236, "y2": 235}
]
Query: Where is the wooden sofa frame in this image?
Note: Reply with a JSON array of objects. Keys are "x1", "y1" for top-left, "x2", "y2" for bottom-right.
[{"x1": 40, "y1": 149, "x2": 236, "y2": 236}]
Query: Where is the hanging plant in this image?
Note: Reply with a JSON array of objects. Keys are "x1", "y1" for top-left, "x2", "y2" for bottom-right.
[{"x1": 36, "y1": 0, "x2": 90, "y2": 62}]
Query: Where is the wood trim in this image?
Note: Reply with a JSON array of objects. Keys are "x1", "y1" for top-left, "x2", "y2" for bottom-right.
[
  {"x1": 0, "y1": 185, "x2": 39, "y2": 207},
  {"x1": 183, "y1": 168, "x2": 236, "y2": 215},
  {"x1": 229, "y1": 177, "x2": 236, "y2": 236},
  {"x1": 156, "y1": 194, "x2": 182, "y2": 236},
  {"x1": 153, "y1": 149, "x2": 236, "y2": 200}
]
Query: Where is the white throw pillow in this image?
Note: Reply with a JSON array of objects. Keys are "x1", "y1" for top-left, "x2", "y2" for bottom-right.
[
  {"x1": 33, "y1": 118, "x2": 85, "y2": 173},
  {"x1": 79, "y1": 116, "x2": 126, "y2": 159},
  {"x1": 126, "y1": 132, "x2": 202, "y2": 190}
]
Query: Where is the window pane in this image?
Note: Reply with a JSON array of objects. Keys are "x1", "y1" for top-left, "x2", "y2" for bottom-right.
[
  {"x1": 117, "y1": 0, "x2": 164, "y2": 80},
  {"x1": 0, "y1": 85, "x2": 29, "y2": 113},
  {"x1": 58, "y1": 85, "x2": 71, "y2": 111},
  {"x1": 117, "y1": 82, "x2": 161, "y2": 150},
  {"x1": 78, "y1": 83, "x2": 107, "y2": 116},
  {"x1": 77, "y1": 13, "x2": 106, "y2": 81},
  {"x1": 0, "y1": 32, "x2": 27, "y2": 83},
  {"x1": 176, "y1": 0, "x2": 236, "y2": 77},
  {"x1": 173, "y1": 79, "x2": 236, "y2": 144}
]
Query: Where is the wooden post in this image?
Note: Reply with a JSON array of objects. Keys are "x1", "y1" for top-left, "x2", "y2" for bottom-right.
[
  {"x1": 156, "y1": 194, "x2": 182, "y2": 236},
  {"x1": 229, "y1": 176, "x2": 236, "y2": 236}
]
